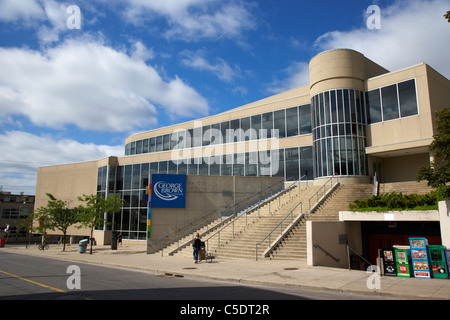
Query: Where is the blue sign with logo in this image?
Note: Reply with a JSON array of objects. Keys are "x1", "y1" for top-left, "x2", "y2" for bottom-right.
[{"x1": 150, "y1": 174, "x2": 186, "y2": 208}]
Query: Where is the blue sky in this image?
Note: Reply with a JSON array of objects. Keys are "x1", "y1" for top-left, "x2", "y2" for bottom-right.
[{"x1": 0, "y1": 0, "x2": 449, "y2": 195}]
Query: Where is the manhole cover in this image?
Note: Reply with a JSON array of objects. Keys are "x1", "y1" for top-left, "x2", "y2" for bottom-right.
[
  {"x1": 283, "y1": 268, "x2": 299, "y2": 271},
  {"x1": 182, "y1": 267, "x2": 197, "y2": 270}
]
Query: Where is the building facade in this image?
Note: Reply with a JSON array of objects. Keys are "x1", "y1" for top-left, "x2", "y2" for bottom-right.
[
  {"x1": 0, "y1": 192, "x2": 35, "y2": 242},
  {"x1": 35, "y1": 49, "x2": 450, "y2": 242}
]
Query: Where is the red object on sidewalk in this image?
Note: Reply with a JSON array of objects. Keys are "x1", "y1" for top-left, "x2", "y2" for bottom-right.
[{"x1": 0, "y1": 239, "x2": 5, "y2": 247}]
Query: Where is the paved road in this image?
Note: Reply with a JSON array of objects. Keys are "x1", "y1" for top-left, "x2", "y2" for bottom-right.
[{"x1": 0, "y1": 251, "x2": 383, "y2": 302}]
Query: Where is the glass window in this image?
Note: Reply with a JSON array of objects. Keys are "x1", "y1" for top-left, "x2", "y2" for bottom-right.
[
  {"x1": 262, "y1": 112, "x2": 273, "y2": 139},
  {"x1": 125, "y1": 143, "x2": 131, "y2": 156},
  {"x1": 211, "y1": 123, "x2": 221, "y2": 145},
  {"x1": 299, "y1": 104, "x2": 312, "y2": 135},
  {"x1": 233, "y1": 153, "x2": 245, "y2": 176},
  {"x1": 178, "y1": 160, "x2": 187, "y2": 175},
  {"x1": 202, "y1": 125, "x2": 211, "y2": 146},
  {"x1": 130, "y1": 142, "x2": 136, "y2": 155},
  {"x1": 198, "y1": 159, "x2": 208, "y2": 175},
  {"x1": 141, "y1": 163, "x2": 149, "y2": 189},
  {"x1": 337, "y1": 90, "x2": 344, "y2": 123},
  {"x1": 163, "y1": 134, "x2": 170, "y2": 151},
  {"x1": 300, "y1": 146, "x2": 313, "y2": 180},
  {"x1": 245, "y1": 152, "x2": 258, "y2": 176},
  {"x1": 286, "y1": 106, "x2": 299, "y2": 137},
  {"x1": 193, "y1": 127, "x2": 202, "y2": 147},
  {"x1": 155, "y1": 136, "x2": 163, "y2": 152},
  {"x1": 240, "y1": 117, "x2": 250, "y2": 141},
  {"x1": 324, "y1": 92, "x2": 331, "y2": 124},
  {"x1": 251, "y1": 114, "x2": 261, "y2": 140},
  {"x1": 170, "y1": 132, "x2": 178, "y2": 150},
  {"x1": 221, "y1": 121, "x2": 230, "y2": 144},
  {"x1": 319, "y1": 93, "x2": 325, "y2": 126},
  {"x1": 272, "y1": 149, "x2": 284, "y2": 178},
  {"x1": 381, "y1": 84, "x2": 399, "y2": 121},
  {"x1": 132, "y1": 164, "x2": 140, "y2": 189},
  {"x1": 366, "y1": 89, "x2": 382, "y2": 124},
  {"x1": 274, "y1": 110, "x2": 286, "y2": 138},
  {"x1": 158, "y1": 161, "x2": 167, "y2": 174},
  {"x1": 188, "y1": 160, "x2": 198, "y2": 175},
  {"x1": 230, "y1": 119, "x2": 240, "y2": 142},
  {"x1": 285, "y1": 148, "x2": 299, "y2": 181},
  {"x1": 209, "y1": 157, "x2": 220, "y2": 176},
  {"x1": 259, "y1": 150, "x2": 271, "y2": 176},
  {"x1": 221, "y1": 155, "x2": 233, "y2": 176},
  {"x1": 168, "y1": 161, "x2": 177, "y2": 174},
  {"x1": 136, "y1": 140, "x2": 142, "y2": 155},
  {"x1": 398, "y1": 79, "x2": 418, "y2": 117},
  {"x1": 344, "y1": 89, "x2": 351, "y2": 123},
  {"x1": 149, "y1": 137, "x2": 156, "y2": 153},
  {"x1": 142, "y1": 139, "x2": 149, "y2": 154},
  {"x1": 124, "y1": 165, "x2": 132, "y2": 190}
]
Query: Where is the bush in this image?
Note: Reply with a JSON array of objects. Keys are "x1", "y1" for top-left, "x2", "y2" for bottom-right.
[{"x1": 349, "y1": 188, "x2": 449, "y2": 212}]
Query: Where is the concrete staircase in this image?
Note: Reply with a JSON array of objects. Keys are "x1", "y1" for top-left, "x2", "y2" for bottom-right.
[
  {"x1": 269, "y1": 184, "x2": 374, "y2": 260},
  {"x1": 173, "y1": 184, "x2": 321, "y2": 259}
]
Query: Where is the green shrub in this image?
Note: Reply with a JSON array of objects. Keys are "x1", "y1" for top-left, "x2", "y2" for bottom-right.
[{"x1": 349, "y1": 188, "x2": 449, "y2": 212}]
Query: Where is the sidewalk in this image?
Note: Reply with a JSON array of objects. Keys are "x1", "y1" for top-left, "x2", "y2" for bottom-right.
[{"x1": 1, "y1": 243, "x2": 450, "y2": 300}]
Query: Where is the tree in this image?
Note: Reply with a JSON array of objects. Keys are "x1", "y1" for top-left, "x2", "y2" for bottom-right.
[
  {"x1": 76, "y1": 193, "x2": 123, "y2": 254},
  {"x1": 445, "y1": 11, "x2": 450, "y2": 22},
  {"x1": 34, "y1": 193, "x2": 78, "y2": 251},
  {"x1": 417, "y1": 108, "x2": 450, "y2": 197}
]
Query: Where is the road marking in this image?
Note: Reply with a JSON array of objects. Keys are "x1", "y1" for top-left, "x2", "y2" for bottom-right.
[{"x1": 0, "y1": 269, "x2": 67, "y2": 293}]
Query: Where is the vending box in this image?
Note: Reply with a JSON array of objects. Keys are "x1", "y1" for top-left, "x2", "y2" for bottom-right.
[
  {"x1": 394, "y1": 248, "x2": 411, "y2": 278},
  {"x1": 427, "y1": 245, "x2": 448, "y2": 279},
  {"x1": 409, "y1": 237, "x2": 431, "y2": 279},
  {"x1": 446, "y1": 250, "x2": 450, "y2": 279},
  {"x1": 381, "y1": 247, "x2": 397, "y2": 276}
]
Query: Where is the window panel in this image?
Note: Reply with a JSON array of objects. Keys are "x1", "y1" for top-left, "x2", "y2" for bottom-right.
[
  {"x1": 381, "y1": 84, "x2": 399, "y2": 121},
  {"x1": 398, "y1": 79, "x2": 418, "y2": 117},
  {"x1": 286, "y1": 106, "x2": 299, "y2": 137}
]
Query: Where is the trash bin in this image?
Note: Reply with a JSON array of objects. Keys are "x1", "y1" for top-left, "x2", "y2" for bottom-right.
[
  {"x1": 111, "y1": 232, "x2": 117, "y2": 250},
  {"x1": 0, "y1": 239, "x2": 5, "y2": 248},
  {"x1": 78, "y1": 239, "x2": 88, "y2": 253}
]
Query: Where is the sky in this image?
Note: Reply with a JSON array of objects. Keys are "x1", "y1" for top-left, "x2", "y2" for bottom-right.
[{"x1": 0, "y1": 0, "x2": 449, "y2": 195}]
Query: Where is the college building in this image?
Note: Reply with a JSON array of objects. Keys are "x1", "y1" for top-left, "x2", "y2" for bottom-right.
[{"x1": 34, "y1": 49, "x2": 450, "y2": 266}]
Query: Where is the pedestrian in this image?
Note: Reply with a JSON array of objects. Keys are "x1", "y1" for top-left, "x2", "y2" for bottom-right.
[
  {"x1": 192, "y1": 233, "x2": 202, "y2": 263},
  {"x1": 118, "y1": 232, "x2": 122, "y2": 246}
]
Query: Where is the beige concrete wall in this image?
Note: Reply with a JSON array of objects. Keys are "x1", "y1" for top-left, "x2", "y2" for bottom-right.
[
  {"x1": 34, "y1": 158, "x2": 113, "y2": 239},
  {"x1": 307, "y1": 220, "x2": 362, "y2": 268}
]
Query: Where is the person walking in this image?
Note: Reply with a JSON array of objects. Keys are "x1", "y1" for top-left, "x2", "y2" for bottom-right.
[{"x1": 192, "y1": 233, "x2": 202, "y2": 263}]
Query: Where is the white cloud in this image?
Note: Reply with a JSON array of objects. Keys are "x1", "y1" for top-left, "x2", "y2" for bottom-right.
[
  {"x1": 314, "y1": 0, "x2": 450, "y2": 78},
  {"x1": 181, "y1": 51, "x2": 240, "y2": 82},
  {"x1": 122, "y1": 0, "x2": 257, "y2": 41},
  {"x1": 0, "y1": 0, "x2": 45, "y2": 24},
  {"x1": 267, "y1": 62, "x2": 310, "y2": 94},
  {"x1": 0, "y1": 131, "x2": 124, "y2": 195},
  {"x1": 0, "y1": 37, "x2": 209, "y2": 132}
]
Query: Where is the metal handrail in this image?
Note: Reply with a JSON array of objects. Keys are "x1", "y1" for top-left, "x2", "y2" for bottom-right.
[
  {"x1": 347, "y1": 245, "x2": 372, "y2": 271},
  {"x1": 205, "y1": 177, "x2": 300, "y2": 253},
  {"x1": 313, "y1": 244, "x2": 340, "y2": 262},
  {"x1": 255, "y1": 201, "x2": 303, "y2": 260},
  {"x1": 308, "y1": 176, "x2": 339, "y2": 212},
  {"x1": 150, "y1": 177, "x2": 286, "y2": 255}
]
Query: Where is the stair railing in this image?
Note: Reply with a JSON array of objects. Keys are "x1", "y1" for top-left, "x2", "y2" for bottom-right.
[
  {"x1": 346, "y1": 245, "x2": 372, "y2": 271},
  {"x1": 255, "y1": 201, "x2": 304, "y2": 261},
  {"x1": 308, "y1": 176, "x2": 340, "y2": 213},
  {"x1": 313, "y1": 244, "x2": 340, "y2": 262},
  {"x1": 204, "y1": 177, "x2": 301, "y2": 253}
]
